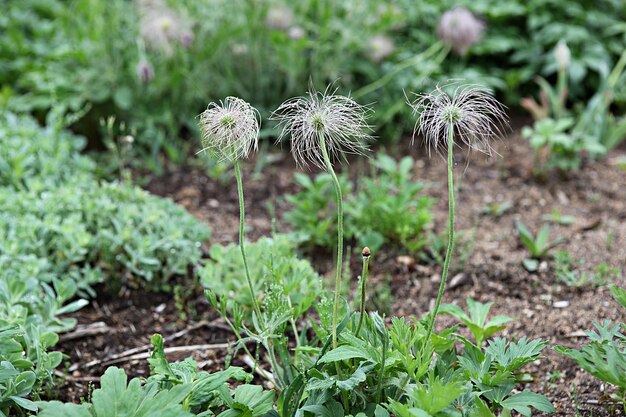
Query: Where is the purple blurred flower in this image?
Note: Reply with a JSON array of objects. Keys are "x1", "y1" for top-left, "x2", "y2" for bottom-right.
[
  {"x1": 136, "y1": 60, "x2": 154, "y2": 83},
  {"x1": 437, "y1": 6, "x2": 484, "y2": 56}
]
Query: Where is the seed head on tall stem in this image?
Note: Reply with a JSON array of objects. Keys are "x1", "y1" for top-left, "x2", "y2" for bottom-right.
[
  {"x1": 199, "y1": 97, "x2": 262, "y2": 322},
  {"x1": 272, "y1": 85, "x2": 372, "y2": 350},
  {"x1": 408, "y1": 83, "x2": 507, "y2": 352}
]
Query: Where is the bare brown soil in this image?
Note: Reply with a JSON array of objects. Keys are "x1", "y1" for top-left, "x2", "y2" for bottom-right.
[{"x1": 56, "y1": 132, "x2": 626, "y2": 416}]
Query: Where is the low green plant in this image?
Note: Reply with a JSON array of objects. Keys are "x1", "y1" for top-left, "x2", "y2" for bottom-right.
[
  {"x1": 554, "y1": 250, "x2": 620, "y2": 287},
  {"x1": 199, "y1": 234, "x2": 322, "y2": 323},
  {"x1": 284, "y1": 153, "x2": 434, "y2": 254},
  {"x1": 0, "y1": 182, "x2": 210, "y2": 293},
  {"x1": 555, "y1": 285, "x2": 626, "y2": 411},
  {"x1": 281, "y1": 306, "x2": 553, "y2": 416},
  {"x1": 481, "y1": 200, "x2": 513, "y2": 218},
  {"x1": 440, "y1": 297, "x2": 515, "y2": 347},
  {"x1": 521, "y1": 117, "x2": 585, "y2": 173},
  {"x1": 516, "y1": 221, "x2": 564, "y2": 271},
  {"x1": 36, "y1": 366, "x2": 195, "y2": 417},
  {"x1": 542, "y1": 209, "x2": 575, "y2": 226},
  {"x1": 522, "y1": 42, "x2": 626, "y2": 174},
  {"x1": 284, "y1": 172, "x2": 352, "y2": 251},
  {"x1": 0, "y1": 271, "x2": 87, "y2": 416},
  {"x1": 0, "y1": 112, "x2": 94, "y2": 190},
  {"x1": 348, "y1": 153, "x2": 434, "y2": 253},
  {"x1": 148, "y1": 334, "x2": 275, "y2": 416}
]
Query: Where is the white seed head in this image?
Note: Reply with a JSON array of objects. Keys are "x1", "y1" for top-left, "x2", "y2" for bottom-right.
[
  {"x1": 437, "y1": 6, "x2": 484, "y2": 56},
  {"x1": 288, "y1": 26, "x2": 306, "y2": 40},
  {"x1": 137, "y1": 0, "x2": 192, "y2": 55},
  {"x1": 199, "y1": 97, "x2": 260, "y2": 161},
  {"x1": 266, "y1": 5, "x2": 294, "y2": 30},
  {"x1": 409, "y1": 83, "x2": 508, "y2": 156},
  {"x1": 367, "y1": 35, "x2": 395, "y2": 62},
  {"x1": 554, "y1": 40, "x2": 571, "y2": 71},
  {"x1": 271, "y1": 86, "x2": 372, "y2": 169}
]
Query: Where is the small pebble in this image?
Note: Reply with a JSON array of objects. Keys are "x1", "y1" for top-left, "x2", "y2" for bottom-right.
[{"x1": 553, "y1": 300, "x2": 569, "y2": 308}]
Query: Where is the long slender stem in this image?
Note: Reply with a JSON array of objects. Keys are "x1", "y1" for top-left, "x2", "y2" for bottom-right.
[
  {"x1": 319, "y1": 134, "x2": 349, "y2": 411},
  {"x1": 355, "y1": 250, "x2": 370, "y2": 337},
  {"x1": 422, "y1": 124, "x2": 456, "y2": 348},
  {"x1": 233, "y1": 159, "x2": 263, "y2": 322},
  {"x1": 319, "y1": 135, "x2": 344, "y2": 350}
]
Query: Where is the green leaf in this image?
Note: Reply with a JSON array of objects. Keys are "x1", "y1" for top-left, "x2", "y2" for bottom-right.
[
  {"x1": 318, "y1": 345, "x2": 373, "y2": 364},
  {"x1": 610, "y1": 285, "x2": 626, "y2": 309},
  {"x1": 501, "y1": 391, "x2": 555, "y2": 416},
  {"x1": 522, "y1": 258, "x2": 538, "y2": 272},
  {"x1": 470, "y1": 398, "x2": 496, "y2": 417},
  {"x1": 36, "y1": 401, "x2": 91, "y2": 417}
]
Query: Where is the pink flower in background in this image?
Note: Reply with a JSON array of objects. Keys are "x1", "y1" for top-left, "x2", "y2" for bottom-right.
[{"x1": 437, "y1": 6, "x2": 484, "y2": 56}]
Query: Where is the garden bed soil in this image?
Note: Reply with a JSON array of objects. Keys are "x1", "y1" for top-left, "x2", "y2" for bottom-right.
[{"x1": 58, "y1": 131, "x2": 626, "y2": 416}]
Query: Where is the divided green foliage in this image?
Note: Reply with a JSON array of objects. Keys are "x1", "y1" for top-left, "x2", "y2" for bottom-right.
[
  {"x1": 148, "y1": 334, "x2": 275, "y2": 417},
  {"x1": 285, "y1": 153, "x2": 434, "y2": 254},
  {"x1": 440, "y1": 298, "x2": 514, "y2": 346},
  {"x1": 555, "y1": 285, "x2": 626, "y2": 409},
  {"x1": 287, "y1": 309, "x2": 553, "y2": 417},
  {"x1": 36, "y1": 367, "x2": 194, "y2": 417}
]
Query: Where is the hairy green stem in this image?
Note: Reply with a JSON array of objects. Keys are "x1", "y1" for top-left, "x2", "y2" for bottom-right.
[
  {"x1": 220, "y1": 312, "x2": 275, "y2": 386},
  {"x1": 319, "y1": 135, "x2": 344, "y2": 349},
  {"x1": 319, "y1": 134, "x2": 349, "y2": 411},
  {"x1": 234, "y1": 159, "x2": 263, "y2": 322},
  {"x1": 355, "y1": 251, "x2": 370, "y2": 337},
  {"x1": 422, "y1": 124, "x2": 456, "y2": 348}
]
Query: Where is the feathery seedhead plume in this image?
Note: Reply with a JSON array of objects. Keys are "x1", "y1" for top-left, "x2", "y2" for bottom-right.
[
  {"x1": 437, "y1": 6, "x2": 484, "y2": 56},
  {"x1": 409, "y1": 83, "x2": 507, "y2": 155},
  {"x1": 136, "y1": 60, "x2": 154, "y2": 83},
  {"x1": 288, "y1": 26, "x2": 306, "y2": 40},
  {"x1": 266, "y1": 5, "x2": 294, "y2": 30},
  {"x1": 367, "y1": 35, "x2": 395, "y2": 62},
  {"x1": 137, "y1": 0, "x2": 192, "y2": 55},
  {"x1": 554, "y1": 40, "x2": 571, "y2": 71},
  {"x1": 198, "y1": 97, "x2": 260, "y2": 161},
  {"x1": 231, "y1": 43, "x2": 249, "y2": 56},
  {"x1": 271, "y1": 85, "x2": 372, "y2": 169}
]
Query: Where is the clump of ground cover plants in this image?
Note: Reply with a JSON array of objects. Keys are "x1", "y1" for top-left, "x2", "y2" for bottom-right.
[{"x1": 0, "y1": 110, "x2": 209, "y2": 416}]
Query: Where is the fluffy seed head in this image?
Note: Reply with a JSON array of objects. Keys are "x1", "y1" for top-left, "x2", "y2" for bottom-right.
[
  {"x1": 266, "y1": 5, "x2": 294, "y2": 30},
  {"x1": 554, "y1": 40, "x2": 571, "y2": 71},
  {"x1": 198, "y1": 97, "x2": 260, "y2": 161},
  {"x1": 271, "y1": 86, "x2": 372, "y2": 169},
  {"x1": 409, "y1": 83, "x2": 508, "y2": 155},
  {"x1": 437, "y1": 6, "x2": 484, "y2": 56},
  {"x1": 367, "y1": 35, "x2": 395, "y2": 62},
  {"x1": 137, "y1": 0, "x2": 192, "y2": 55},
  {"x1": 288, "y1": 26, "x2": 306, "y2": 40}
]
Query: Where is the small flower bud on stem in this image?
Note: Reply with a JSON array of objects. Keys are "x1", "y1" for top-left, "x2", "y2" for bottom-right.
[{"x1": 355, "y1": 247, "x2": 371, "y2": 337}]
